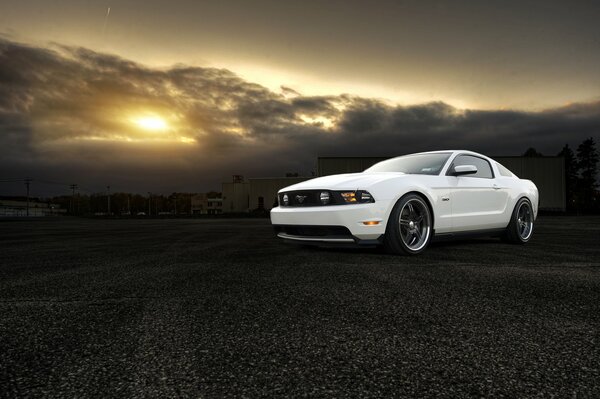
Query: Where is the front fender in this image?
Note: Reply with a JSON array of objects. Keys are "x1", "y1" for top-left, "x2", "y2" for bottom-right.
[{"x1": 366, "y1": 176, "x2": 447, "y2": 231}]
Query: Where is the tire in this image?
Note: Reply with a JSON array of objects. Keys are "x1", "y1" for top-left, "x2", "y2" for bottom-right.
[
  {"x1": 383, "y1": 193, "x2": 433, "y2": 255},
  {"x1": 504, "y1": 198, "x2": 534, "y2": 244}
]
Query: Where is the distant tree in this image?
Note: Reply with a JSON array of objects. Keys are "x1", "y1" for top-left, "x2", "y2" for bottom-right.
[
  {"x1": 171, "y1": 192, "x2": 193, "y2": 214},
  {"x1": 206, "y1": 191, "x2": 222, "y2": 199},
  {"x1": 285, "y1": 172, "x2": 299, "y2": 177},
  {"x1": 523, "y1": 147, "x2": 543, "y2": 157},
  {"x1": 576, "y1": 137, "x2": 599, "y2": 211},
  {"x1": 111, "y1": 192, "x2": 134, "y2": 215},
  {"x1": 557, "y1": 144, "x2": 579, "y2": 210},
  {"x1": 130, "y1": 194, "x2": 147, "y2": 214}
]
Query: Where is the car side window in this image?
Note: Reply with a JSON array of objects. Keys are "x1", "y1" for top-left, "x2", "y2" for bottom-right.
[
  {"x1": 450, "y1": 155, "x2": 494, "y2": 178},
  {"x1": 496, "y1": 162, "x2": 514, "y2": 177}
]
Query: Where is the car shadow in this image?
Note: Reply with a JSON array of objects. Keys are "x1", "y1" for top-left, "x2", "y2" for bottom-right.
[{"x1": 289, "y1": 237, "x2": 504, "y2": 256}]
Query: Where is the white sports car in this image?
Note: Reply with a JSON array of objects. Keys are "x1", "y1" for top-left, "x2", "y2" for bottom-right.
[{"x1": 270, "y1": 150, "x2": 538, "y2": 255}]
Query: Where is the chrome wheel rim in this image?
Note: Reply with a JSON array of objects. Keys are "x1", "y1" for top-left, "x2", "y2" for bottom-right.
[
  {"x1": 517, "y1": 202, "x2": 533, "y2": 240},
  {"x1": 399, "y1": 199, "x2": 431, "y2": 251}
]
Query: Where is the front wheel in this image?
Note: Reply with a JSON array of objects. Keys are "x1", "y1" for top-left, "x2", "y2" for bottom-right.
[
  {"x1": 383, "y1": 194, "x2": 432, "y2": 255},
  {"x1": 504, "y1": 198, "x2": 534, "y2": 244}
]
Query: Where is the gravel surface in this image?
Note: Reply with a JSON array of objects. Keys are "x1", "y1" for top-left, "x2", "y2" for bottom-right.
[{"x1": 0, "y1": 216, "x2": 599, "y2": 398}]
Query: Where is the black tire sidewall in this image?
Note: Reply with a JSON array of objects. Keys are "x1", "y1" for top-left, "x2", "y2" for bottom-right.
[
  {"x1": 385, "y1": 194, "x2": 432, "y2": 255},
  {"x1": 509, "y1": 198, "x2": 534, "y2": 243}
]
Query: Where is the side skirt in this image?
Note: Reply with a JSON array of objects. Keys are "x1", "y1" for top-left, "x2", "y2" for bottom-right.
[{"x1": 432, "y1": 228, "x2": 506, "y2": 242}]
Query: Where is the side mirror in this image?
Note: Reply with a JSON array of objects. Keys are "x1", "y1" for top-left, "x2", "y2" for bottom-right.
[{"x1": 452, "y1": 164, "x2": 478, "y2": 176}]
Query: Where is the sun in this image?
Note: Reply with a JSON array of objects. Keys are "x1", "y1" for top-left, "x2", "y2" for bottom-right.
[
  {"x1": 115, "y1": 112, "x2": 196, "y2": 144},
  {"x1": 132, "y1": 115, "x2": 168, "y2": 131}
]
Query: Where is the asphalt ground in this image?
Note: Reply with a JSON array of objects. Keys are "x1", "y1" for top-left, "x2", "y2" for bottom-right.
[{"x1": 0, "y1": 216, "x2": 599, "y2": 398}]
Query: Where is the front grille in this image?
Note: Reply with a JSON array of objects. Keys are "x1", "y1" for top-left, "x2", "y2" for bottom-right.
[
  {"x1": 279, "y1": 190, "x2": 375, "y2": 207},
  {"x1": 274, "y1": 225, "x2": 352, "y2": 237},
  {"x1": 279, "y1": 190, "x2": 337, "y2": 207}
]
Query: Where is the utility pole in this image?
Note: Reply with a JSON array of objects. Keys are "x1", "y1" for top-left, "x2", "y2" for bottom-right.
[
  {"x1": 107, "y1": 185, "x2": 111, "y2": 215},
  {"x1": 69, "y1": 184, "x2": 78, "y2": 215},
  {"x1": 148, "y1": 192, "x2": 152, "y2": 216},
  {"x1": 24, "y1": 178, "x2": 32, "y2": 217},
  {"x1": 127, "y1": 195, "x2": 130, "y2": 215}
]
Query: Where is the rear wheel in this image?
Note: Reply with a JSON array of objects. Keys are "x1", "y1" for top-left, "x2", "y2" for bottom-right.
[
  {"x1": 504, "y1": 198, "x2": 534, "y2": 244},
  {"x1": 384, "y1": 194, "x2": 432, "y2": 255}
]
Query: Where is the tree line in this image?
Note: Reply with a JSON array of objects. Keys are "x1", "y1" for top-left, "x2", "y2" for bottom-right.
[{"x1": 50, "y1": 192, "x2": 221, "y2": 216}]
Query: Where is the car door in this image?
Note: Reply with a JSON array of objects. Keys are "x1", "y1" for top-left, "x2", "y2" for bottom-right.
[{"x1": 447, "y1": 154, "x2": 509, "y2": 232}]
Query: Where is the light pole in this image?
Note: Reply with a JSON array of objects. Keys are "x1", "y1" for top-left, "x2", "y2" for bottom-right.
[
  {"x1": 69, "y1": 184, "x2": 78, "y2": 215},
  {"x1": 24, "y1": 178, "x2": 31, "y2": 217},
  {"x1": 107, "y1": 185, "x2": 111, "y2": 215},
  {"x1": 147, "y1": 192, "x2": 152, "y2": 216}
]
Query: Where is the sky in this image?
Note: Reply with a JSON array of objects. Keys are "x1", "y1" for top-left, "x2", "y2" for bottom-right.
[{"x1": 0, "y1": 0, "x2": 599, "y2": 196}]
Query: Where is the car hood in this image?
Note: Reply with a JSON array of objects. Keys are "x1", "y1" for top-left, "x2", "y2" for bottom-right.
[{"x1": 280, "y1": 172, "x2": 405, "y2": 192}]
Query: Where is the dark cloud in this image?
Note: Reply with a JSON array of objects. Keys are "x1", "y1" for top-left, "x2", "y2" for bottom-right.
[
  {"x1": 0, "y1": 38, "x2": 598, "y2": 195},
  {"x1": 280, "y1": 86, "x2": 300, "y2": 97}
]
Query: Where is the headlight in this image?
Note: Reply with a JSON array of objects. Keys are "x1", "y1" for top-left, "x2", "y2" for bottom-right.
[
  {"x1": 340, "y1": 192, "x2": 357, "y2": 203},
  {"x1": 319, "y1": 191, "x2": 330, "y2": 205},
  {"x1": 359, "y1": 191, "x2": 373, "y2": 202},
  {"x1": 339, "y1": 190, "x2": 375, "y2": 204},
  {"x1": 282, "y1": 194, "x2": 289, "y2": 206}
]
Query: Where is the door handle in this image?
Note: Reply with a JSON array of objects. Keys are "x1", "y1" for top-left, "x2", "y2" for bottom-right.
[{"x1": 493, "y1": 184, "x2": 501, "y2": 190}]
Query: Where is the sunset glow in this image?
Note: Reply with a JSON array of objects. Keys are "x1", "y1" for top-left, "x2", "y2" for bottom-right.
[
  {"x1": 132, "y1": 116, "x2": 168, "y2": 131},
  {"x1": 298, "y1": 114, "x2": 335, "y2": 129}
]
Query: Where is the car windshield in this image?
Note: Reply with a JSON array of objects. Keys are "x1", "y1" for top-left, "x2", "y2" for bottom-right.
[{"x1": 364, "y1": 153, "x2": 451, "y2": 175}]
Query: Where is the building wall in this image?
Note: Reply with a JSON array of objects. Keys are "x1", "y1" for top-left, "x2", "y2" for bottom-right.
[
  {"x1": 221, "y1": 177, "x2": 311, "y2": 213},
  {"x1": 495, "y1": 157, "x2": 565, "y2": 211},
  {"x1": 222, "y1": 182, "x2": 249, "y2": 213},
  {"x1": 191, "y1": 194, "x2": 223, "y2": 214},
  {"x1": 190, "y1": 193, "x2": 208, "y2": 214},
  {"x1": 317, "y1": 156, "x2": 565, "y2": 211},
  {"x1": 0, "y1": 200, "x2": 65, "y2": 216},
  {"x1": 207, "y1": 198, "x2": 223, "y2": 214}
]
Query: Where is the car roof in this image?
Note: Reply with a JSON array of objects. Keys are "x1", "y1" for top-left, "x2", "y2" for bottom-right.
[{"x1": 403, "y1": 150, "x2": 490, "y2": 159}]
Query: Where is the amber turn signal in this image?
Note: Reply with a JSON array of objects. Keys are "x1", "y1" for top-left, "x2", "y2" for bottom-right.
[{"x1": 362, "y1": 221, "x2": 380, "y2": 226}]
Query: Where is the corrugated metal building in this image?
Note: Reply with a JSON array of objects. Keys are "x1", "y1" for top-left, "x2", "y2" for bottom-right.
[
  {"x1": 318, "y1": 156, "x2": 565, "y2": 211},
  {"x1": 222, "y1": 181, "x2": 250, "y2": 213},
  {"x1": 494, "y1": 157, "x2": 565, "y2": 211}
]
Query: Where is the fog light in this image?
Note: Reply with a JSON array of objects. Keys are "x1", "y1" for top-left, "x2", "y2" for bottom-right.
[
  {"x1": 319, "y1": 191, "x2": 330, "y2": 205},
  {"x1": 282, "y1": 194, "x2": 289, "y2": 205}
]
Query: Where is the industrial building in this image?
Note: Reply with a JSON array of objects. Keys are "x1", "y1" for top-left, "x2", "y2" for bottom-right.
[
  {"x1": 222, "y1": 179, "x2": 249, "y2": 213},
  {"x1": 489, "y1": 157, "x2": 565, "y2": 211},
  {"x1": 191, "y1": 193, "x2": 223, "y2": 215},
  {"x1": 0, "y1": 198, "x2": 65, "y2": 217},
  {"x1": 222, "y1": 176, "x2": 309, "y2": 213},
  {"x1": 222, "y1": 155, "x2": 566, "y2": 213}
]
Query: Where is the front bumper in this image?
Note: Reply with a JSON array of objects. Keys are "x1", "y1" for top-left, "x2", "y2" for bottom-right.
[{"x1": 270, "y1": 201, "x2": 391, "y2": 242}]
